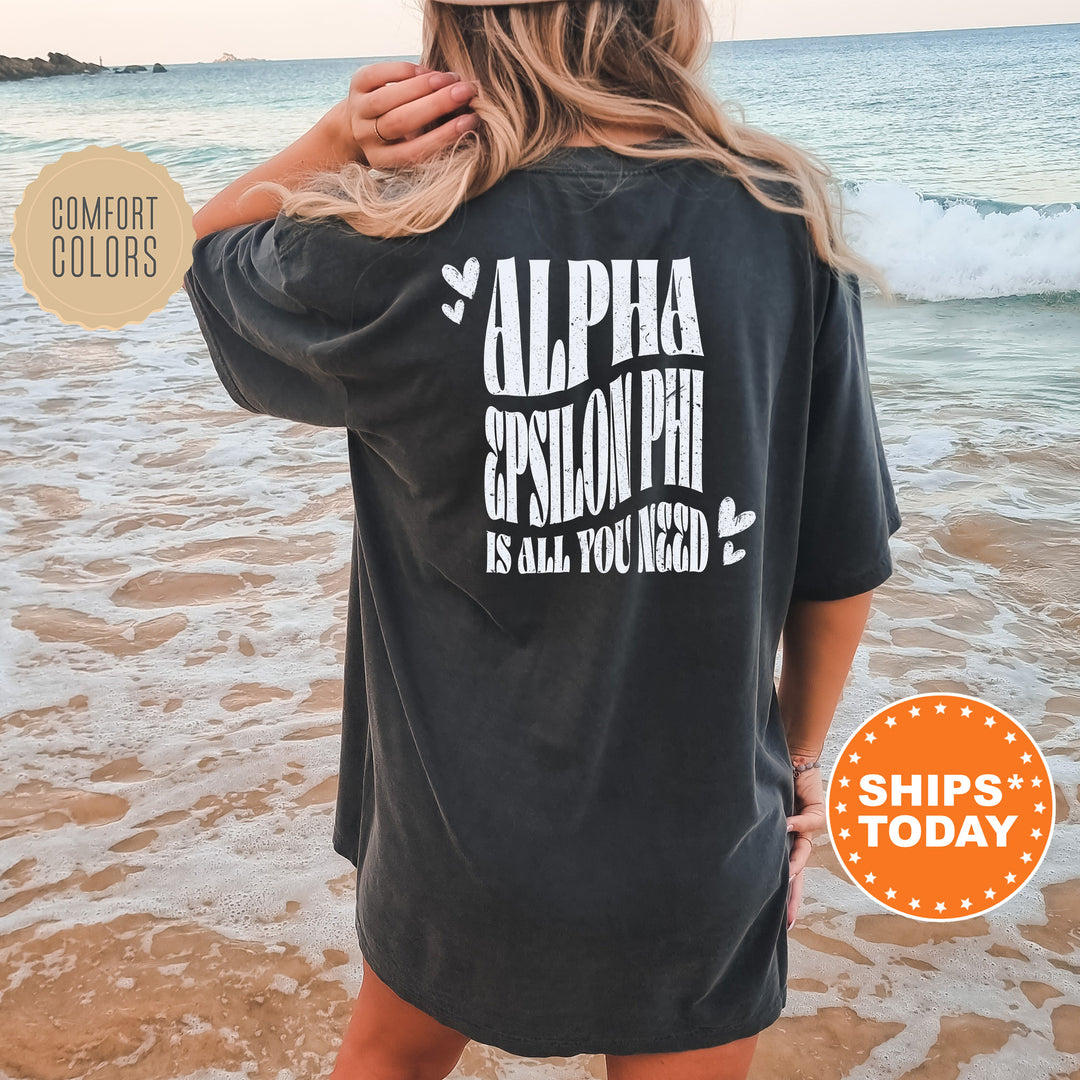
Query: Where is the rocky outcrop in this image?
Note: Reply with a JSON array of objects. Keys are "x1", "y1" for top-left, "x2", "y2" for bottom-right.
[
  {"x1": 212, "y1": 52, "x2": 262, "y2": 62},
  {"x1": 0, "y1": 52, "x2": 166, "y2": 81},
  {"x1": 0, "y1": 51, "x2": 104, "y2": 81}
]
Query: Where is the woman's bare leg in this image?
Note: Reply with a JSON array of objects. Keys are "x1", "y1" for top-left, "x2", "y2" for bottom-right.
[
  {"x1": 329, "y1": 957, "x2": 471, "y2": 1080},
  {"x1": 605, "y1": 1033, "x2": 760, "y2": 1080}
]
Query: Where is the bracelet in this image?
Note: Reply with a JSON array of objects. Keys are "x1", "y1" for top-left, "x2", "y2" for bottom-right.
[{"x1": 792, "y1": 759, "x2": 821, "y2": 779}]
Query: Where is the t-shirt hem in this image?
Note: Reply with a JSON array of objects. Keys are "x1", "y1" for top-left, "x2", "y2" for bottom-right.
[
  {"x1": 789, "y1": 547, "x2": 897, "y2": 602},
  {"x1": 354, "y1": 911, "x2": 786, "y2": 1057}
]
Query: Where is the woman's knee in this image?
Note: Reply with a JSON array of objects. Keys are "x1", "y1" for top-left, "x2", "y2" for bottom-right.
[
  {"x1": 333, "y1": 1024, "x2": 468, "y2": 1080},
  {"x1": 332, "y1": 1044, "x2": 464, "y2": 1080},
  {"x1": 605, "y1": 1032, "x2": 760, "y2": 1080},
  {"x1": 332, "y1": 959, "x2": 471, "y2": 1080}
]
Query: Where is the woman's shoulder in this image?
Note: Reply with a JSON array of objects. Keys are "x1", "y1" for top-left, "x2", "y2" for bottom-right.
[{"x1": 269, "y1": 145, "x2": 817, "y2": 311}]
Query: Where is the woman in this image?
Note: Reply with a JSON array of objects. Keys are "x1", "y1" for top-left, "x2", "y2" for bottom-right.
[{"x1": 183, "y1": 1, "x2": 902, "y2": 1077}]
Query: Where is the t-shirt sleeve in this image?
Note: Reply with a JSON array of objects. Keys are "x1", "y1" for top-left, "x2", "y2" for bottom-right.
[
  {"x1": 790, "y1": 263, "x2": 903, "y2": 601},
  {"x1": 183, "y1": 213, "x2": 349, "y2": 428}
]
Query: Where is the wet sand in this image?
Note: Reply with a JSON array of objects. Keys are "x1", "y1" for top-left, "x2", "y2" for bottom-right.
[{"x1": 3, "y1": 308, "x2": 1080, "y2": 1079}]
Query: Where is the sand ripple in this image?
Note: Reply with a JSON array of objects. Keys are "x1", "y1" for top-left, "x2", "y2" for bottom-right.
[{"x1": 0, "y1": 914, "x2": 353, "y2": 1080}]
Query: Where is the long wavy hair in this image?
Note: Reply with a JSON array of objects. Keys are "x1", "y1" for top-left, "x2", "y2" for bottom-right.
[{"x1": 250, "y1": 0, "x2": 892, "y2": 298}]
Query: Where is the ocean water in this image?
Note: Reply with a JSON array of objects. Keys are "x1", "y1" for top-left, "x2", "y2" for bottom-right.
[{"x1": 1, "y1": 21, "x2": 1079, "y2": 1080}]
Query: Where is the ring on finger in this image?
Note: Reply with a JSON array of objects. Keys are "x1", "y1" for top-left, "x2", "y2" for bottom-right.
[{"x1": 373, "y1": 114, "x2": 393, "y2": 144}]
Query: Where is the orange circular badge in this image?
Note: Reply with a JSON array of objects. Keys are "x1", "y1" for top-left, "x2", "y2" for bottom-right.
[{"x1": 826, "y1": 693, "x2": 1054, "y2": 921}]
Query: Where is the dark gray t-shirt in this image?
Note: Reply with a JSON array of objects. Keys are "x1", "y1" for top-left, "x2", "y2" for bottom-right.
[{"x1": 184, "y1": 142, "x2": 902, "y2": 1057}]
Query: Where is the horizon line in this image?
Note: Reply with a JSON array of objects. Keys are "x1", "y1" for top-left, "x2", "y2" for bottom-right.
[{"x1": 29, "y1": 17, "x2": 1078, "y2": 68}]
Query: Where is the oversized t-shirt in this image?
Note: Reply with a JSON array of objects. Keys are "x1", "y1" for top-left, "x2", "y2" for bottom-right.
[{"x1": 183, "y1": 141, "x2": 902, "y2": 1058}]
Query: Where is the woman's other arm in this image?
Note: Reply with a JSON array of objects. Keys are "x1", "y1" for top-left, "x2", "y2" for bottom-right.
[
  {"x1": 778, "y1": 588, "x2": 875, "y2": 762},
  {"x1": 779, "y1": 587, "x2": 875, "y2": 928},
  {"x1": 192, "y1": 61, "x2": 478, "y2": 241}
]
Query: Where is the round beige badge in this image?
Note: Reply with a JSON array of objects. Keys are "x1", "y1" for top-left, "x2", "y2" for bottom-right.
[{"x1": 11, "y1": 144, "x2": 195, "y2": 330}]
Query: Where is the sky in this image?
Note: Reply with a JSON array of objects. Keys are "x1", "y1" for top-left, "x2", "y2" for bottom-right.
[{"x1": 3, "y1": 1, "x2": 1077, "y2": 67}]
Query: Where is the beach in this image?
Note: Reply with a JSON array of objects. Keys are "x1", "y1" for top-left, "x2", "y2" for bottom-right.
[{"x1": 2, "y1": 22, "x2": 1079, "y2": 1080}]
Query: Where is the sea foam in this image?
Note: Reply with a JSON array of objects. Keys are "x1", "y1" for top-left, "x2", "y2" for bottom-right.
[{"x1": 843, "y1": 180, "x2": 1080, "y2": 301}]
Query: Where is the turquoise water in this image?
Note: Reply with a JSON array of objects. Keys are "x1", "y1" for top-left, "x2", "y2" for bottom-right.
[{"x1": 713, "y1": 22, "x2": 1080, "y2": 206}]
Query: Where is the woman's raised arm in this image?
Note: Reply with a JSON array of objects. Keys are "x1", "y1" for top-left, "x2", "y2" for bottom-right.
[{"x1": 192, "y1": 60, "x2": 478, "y2": 240}]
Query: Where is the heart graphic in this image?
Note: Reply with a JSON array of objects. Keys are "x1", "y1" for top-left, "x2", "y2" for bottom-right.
[
  {"x1": 442, "y1": 258, "x2": 480, "y2": 299},
  {"x1": 723, "y1": 541, "x2": 746, "y2": 566},
  {"x1": 716, "y1": 497, "x2": 756, "y2": 538},
  {"x1": 442, "y1": 299, "x2": 465, "y2": 324}
]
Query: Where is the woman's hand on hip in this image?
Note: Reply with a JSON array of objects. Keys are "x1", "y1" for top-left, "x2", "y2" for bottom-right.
[
  {"x1": 342, "y1": 61, "x2": 479, "y2": 169},
  {"x1": 785, "y1": 764, "x2": 826, "y2": 931}
]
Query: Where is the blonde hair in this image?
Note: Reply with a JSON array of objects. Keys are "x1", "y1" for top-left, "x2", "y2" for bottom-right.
[{"x1": 250, "y1": 0, "x2": 893, "y2": 299}]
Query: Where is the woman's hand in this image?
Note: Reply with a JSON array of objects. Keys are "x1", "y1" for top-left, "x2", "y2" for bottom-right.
[
  {"x1": 785, "y1": 762, "x2": 826, "y2": 931},
  {"x1": 343, "y1": 60, "x2": 479, "y2": 169},
  {"x1": 189, "y1": 61, "x2": 479, "y2": 241}
]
